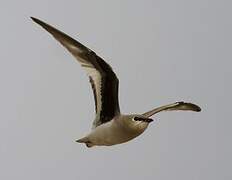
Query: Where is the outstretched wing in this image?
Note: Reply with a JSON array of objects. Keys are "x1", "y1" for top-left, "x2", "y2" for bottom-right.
[
  {"x1": 31, "y1": 17, "x2": 120, "y2": 128},
  {"x1": 143, "y1": 101, "x2": 201, "y2": 117}
]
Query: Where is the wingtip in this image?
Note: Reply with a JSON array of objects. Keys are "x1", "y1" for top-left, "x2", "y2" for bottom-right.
[
  {"x1": 195, "y1": 105, "x2": 201, "y2": 112},
  {"x1": 185, "y1": 102, "x2": 201, "y2": 112},
  {"x1": 30, "y1": 16, "x2": 44, "y2": 25},
  {"x1": 30, "y1": 16, "x2": 57, "y2": 35},
  {"x1": 30, "y1": 16, "x2": 38, "y2": 22}
]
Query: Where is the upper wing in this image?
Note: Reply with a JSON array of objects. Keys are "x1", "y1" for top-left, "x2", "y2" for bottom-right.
[
  {"x1": 143, "y1": 101, "x2": 201, "y2": 118},
  {"x1": 31, "y1": 17, "x2": 120, "y2": 128}
]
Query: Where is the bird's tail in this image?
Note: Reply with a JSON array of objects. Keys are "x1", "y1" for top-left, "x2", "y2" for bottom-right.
[
  {"x1": 143, "y1": 101, "x2": 201, "y2": 118},
  {"x1": 76, "y1": 137, "x2": 94, "y2": 148}
]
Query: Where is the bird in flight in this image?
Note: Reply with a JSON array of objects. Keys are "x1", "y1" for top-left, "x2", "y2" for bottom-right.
[{"x1": 31, "y1": 17, "x2": 201, "y2": 148}]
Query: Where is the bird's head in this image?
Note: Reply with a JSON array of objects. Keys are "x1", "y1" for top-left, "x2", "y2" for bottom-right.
[
  {"x1": 120, "y1": 114, "x2": 154, "y2": 133},
  {"x1": 132, "y1": 115, "x2": 154, "y2": 123}
]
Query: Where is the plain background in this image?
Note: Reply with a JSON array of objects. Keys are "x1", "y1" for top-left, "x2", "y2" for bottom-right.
[{"x1": 1, "y1": 0, "x2": 231, "y2": 180}]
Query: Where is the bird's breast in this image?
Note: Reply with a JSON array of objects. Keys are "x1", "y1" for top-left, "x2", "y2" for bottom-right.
[{"x1": 88, "y1": 119, "x2": 148, "y2": 146}]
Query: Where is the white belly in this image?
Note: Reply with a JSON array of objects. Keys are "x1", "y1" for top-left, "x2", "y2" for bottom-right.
[{"x1": 87, "y1": 119, "x2": 148, "y2": 146}]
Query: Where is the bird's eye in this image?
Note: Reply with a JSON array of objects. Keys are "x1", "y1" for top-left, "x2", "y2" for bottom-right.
[{"x1": 134, "y1": 117, "x2": 140, "y2": 121}]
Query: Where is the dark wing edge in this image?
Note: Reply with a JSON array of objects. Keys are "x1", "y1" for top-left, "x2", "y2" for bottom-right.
[
  {"x1": 31, "y1": 17, "x2": 120, "y2": 127},
  {"x1": 93, "y1": 55, "x2": 120, "y2": 127}
]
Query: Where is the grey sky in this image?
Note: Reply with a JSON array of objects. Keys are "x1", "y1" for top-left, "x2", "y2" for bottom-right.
[{"x1": 1, "y1": 0, "x2": 231, "y2": 180}]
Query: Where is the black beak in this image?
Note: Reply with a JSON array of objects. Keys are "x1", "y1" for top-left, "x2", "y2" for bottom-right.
[
  {"x1": 143, "y1": 118, "x2": 154, "y2": 123},
  {"x1": 134, "y1": 117, "x2": 154, "y2": 123}
]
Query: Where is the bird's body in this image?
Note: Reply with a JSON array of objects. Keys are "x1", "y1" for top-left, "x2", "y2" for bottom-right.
[
  {"x1": 78, "y1": 115, "x2": 149, "y2": 147},
  {"x1": 31, "y1": 17, "x2": 201, "y2": 148}
]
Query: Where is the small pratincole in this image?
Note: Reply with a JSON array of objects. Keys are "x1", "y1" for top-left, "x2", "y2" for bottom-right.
[{"x1": 31, "y1": 17, "x2": 201, "y2": 148}]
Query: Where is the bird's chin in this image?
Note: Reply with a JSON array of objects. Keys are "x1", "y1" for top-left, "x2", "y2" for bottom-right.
[{"x1": 135, "y1": 120, "x2": 150, "y2": 132}]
